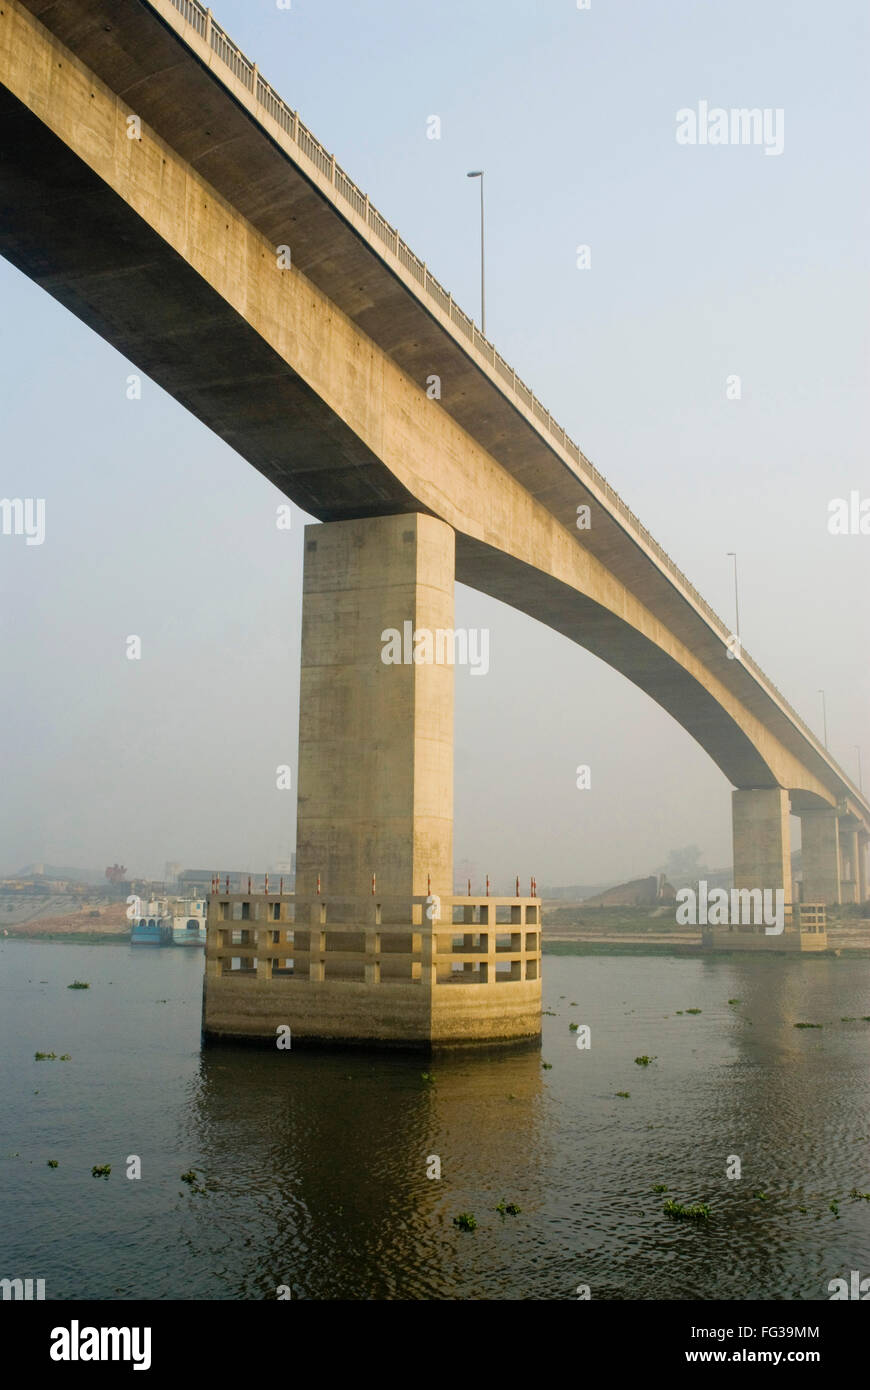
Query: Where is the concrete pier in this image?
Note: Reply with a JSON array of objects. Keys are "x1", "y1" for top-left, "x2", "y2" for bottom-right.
[
  {"x1": 203, "y1": 512, "x2": 542, "y2": 1050},
  {"x1": 295, "y1": 513, "x2": 454, "y2": 913},
  {"x1": 732, "y1": 789, "x2": 791, "y2": 896},
  {"x1": 801, "y1": 810, "x2": 842, "y2": 905},
  {"x1": 839, "y1": 822, "x2": 861, "y2": 904},
  {"x1": 202, "y1": 890, "x2": 543, "y2": 1049},
  {"x1": 711, "y1": 788, "x2": 827, "y2": 951}
]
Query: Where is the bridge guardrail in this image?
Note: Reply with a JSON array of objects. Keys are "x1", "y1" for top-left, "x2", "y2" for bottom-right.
[{"x1": 156, "y1": 0, "x2": 865, "y2": 803}]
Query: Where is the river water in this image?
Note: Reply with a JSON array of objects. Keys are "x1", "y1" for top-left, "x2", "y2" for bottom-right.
[{"x1": 1, "y1": 940, "x2": 869, "y2": 1300}]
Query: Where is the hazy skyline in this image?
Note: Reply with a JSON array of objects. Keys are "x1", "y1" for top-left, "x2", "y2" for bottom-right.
[{"x1": 1, "y1": 0, "x2": 868, "y2": 885}]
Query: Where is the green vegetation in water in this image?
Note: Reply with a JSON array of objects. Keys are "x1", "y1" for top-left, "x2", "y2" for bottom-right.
[
  {"x1": 91, "y1": 1165, "x2": 111, "y2": 1179},
  {"x1": 60, "y1": 1054, "x2": 71, "y2": 1061},
  {"x1": 615, "y1": 1091, "x2": 630, "y2": 1098},
  {"x1": 634, "y1": 1055, "x2": 656, "y2": 1066},
  {"x1": 570, "y1": 1002, "x2": 577, "y2": 1006},
  {"x1": 728, "y1": 998, "x2": 741, "y2": 1005},
  {"x1": 663, "y1": 1199, "x2": 711, "y2": 1221},
  {"x1": 752, "y1": 1191, "x2": 769, "y2": 1202},
  {"x1": 685, "y1": 1008, "x2": 702, "y2": 1015},
  {"x1": 67, "y1": 981, "x2": 90, "y2": 990},
  {"x1": 794, "y1": 1022, "x2": 822, "y2": 1029},
  {"x1": 420, "y1": 1072, "x2": 434, "y2": 1083},
  {"x1": 569, "y1": 1022, "x2": 579, "y2": 1032},
  {"x1": 47, "y1": 1160, "x2": 59, "y2": 1168},
  {"x1": 180, "y1": 1169, "x2": 207, "y2": 1194},
  {"x1": 863, "y1": 1017, "x2": 870, "y2": 1022},
  {"x1": 542, "y1": 1010, "x2": 557, "y2": 1016},
  {"x1": 34, "y1": 1052, "x2": 56, "y2": 1061},
  {"x1": 496, "y1": 1200, "x2": 521, "y2": 1215},
  {"x1": 453, "y1": 1213, "x2": 476, "y2": 1232},
  {"x1": 841, "y1": 1016, "x2": 857, "y2": 1022},
  {"x1": 652, "y1": 1183, "x2": 668, "y2": 1193},
  {"x1": 849, "y1": 1189, "x2": 870, "y2": 1200},
  {"x1": 675, "y1": 1011, "x2": 684, "y2": 1015},
  {"x1": 830, "y1": 1200, "x2": 840, "y2": 1216},
  {"x1": 542, "y1": 1062, "x2": 552, "y2": 1070}
]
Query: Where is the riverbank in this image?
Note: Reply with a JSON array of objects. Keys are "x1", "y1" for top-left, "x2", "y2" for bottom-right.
[
  {"x1": 1, "y1": 902, "x2": 128, "y2": 940},
  {"x1": 541, "y1": 903, "x2": 870, "y2": 955},
  {"x1": 6, "y1": 902, "x2": 870, "y2": 956}
]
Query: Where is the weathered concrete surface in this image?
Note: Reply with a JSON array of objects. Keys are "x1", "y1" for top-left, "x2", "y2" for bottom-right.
[
  {"x1": 732, "y1": 789, "x2": 792, "y2": 896},
  {"x1": 801, "y1": 810, "x2": 841, "y2": 905},
  {"x1": 839, "y1": 823, "x2": 860, "y2": 905},
  {"x1": 1, "y1": 0, "x2": 868, "y2": 834},
  {"x1": 295, "y1": 514, "x2": 454, "y2": 911},
  {"x1": 202, "y1": 894, "x2": 542, "y2": 1049}
]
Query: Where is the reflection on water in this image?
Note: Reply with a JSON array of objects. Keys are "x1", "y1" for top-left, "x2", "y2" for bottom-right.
[{"x1": 1, "y1": 942, "x2": 869, "y2": 1299}]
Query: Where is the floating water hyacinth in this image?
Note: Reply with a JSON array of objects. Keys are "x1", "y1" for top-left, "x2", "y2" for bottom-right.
[{"x1": 663, "y1": 1199, "x2": 710, "y2": 1220}]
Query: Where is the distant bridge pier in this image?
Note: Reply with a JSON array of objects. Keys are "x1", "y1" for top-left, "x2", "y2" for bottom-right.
[
  {"x1": 731, "y1": 788, "x2": 792, "y2": 898},
  {"x1": 838, "y1": 821, "x2": 861, "y2": 905},
  {"x1": 801, "y1": 808, "x2": 842, "y2": 905},
  {"x1": 850, "y1": 828, "x2": 861, "y2": 906},
  {"x1": 705, "y1": 788, "x2": 827, "y2": 950}
]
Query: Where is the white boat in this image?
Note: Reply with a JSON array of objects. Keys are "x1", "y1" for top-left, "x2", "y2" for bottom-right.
[{"x1": 170, "y1": 897, "x2": 206, "y2": 947}]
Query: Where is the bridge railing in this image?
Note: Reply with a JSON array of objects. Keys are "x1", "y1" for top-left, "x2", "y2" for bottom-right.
[{"x1": 158, "y1": 0, "x2": 862, "y2": 797}]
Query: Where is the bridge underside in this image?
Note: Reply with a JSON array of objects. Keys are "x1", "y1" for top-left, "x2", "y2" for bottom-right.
[{"x1": 0, "y1": 82, "x2": 818, "y2": 799}]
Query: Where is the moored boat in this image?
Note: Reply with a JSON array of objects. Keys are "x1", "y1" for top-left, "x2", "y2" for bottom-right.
[
  {"x1": 170, "y1": 897, "x2": 206, "y2": 946},
  {"x1": 130, "y1": 898, "x2": 172, "y2": 945}
]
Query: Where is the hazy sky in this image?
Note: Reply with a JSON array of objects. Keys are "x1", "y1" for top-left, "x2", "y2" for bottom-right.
[{"x1": 1, "y1": 0, "x2": 868, "y2": 886}]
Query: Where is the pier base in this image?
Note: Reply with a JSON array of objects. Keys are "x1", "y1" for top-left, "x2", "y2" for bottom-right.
[{"x1": 202, "y1": 512, "x2": 542, "y2": 1049}]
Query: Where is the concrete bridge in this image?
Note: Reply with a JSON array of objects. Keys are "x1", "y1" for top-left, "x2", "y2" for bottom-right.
[{"x1": 2, "y1": 0, "x2": 867, "y2": 1042}]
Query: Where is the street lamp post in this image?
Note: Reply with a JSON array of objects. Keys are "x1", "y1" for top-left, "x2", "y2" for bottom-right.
[
  {"x1": 466, "y1": 170, "x2": 485, "y2": 336},
  {"x1": 856, "y1": 744, "x2": 863, "y2": 792},
  {"x1": 818, "y1": 689, "x2": 828, "y2": 749}
]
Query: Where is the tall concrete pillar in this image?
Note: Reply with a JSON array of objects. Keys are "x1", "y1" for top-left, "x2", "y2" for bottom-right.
[
  {"x1": 732, "y1": 789, "x2": 791, "y2": 897},
  {"x1": 295, "y1": 513, "x2": 454, "y2": 917},
  {"x1": 840, "y1": 823, "x2": 860, "y2": 904},
  {"x1": 800, "y1": 809, "x2": 840, "y2": 905},
  {"x1": 859, "y1": 834, "x2": 869, "y2": 904}
]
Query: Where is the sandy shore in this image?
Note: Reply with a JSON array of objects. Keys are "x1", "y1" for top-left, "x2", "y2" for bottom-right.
[{"x1": 2, "y1": 904, "x2": 128, "y2": 939}]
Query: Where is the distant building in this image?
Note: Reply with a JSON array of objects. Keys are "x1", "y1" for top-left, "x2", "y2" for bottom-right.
[{"x1": 179, "y1": 868, "x2": 294, "y2": 892}]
